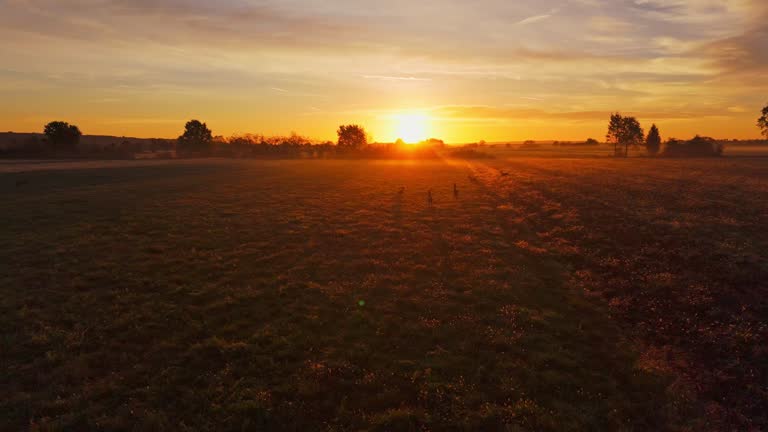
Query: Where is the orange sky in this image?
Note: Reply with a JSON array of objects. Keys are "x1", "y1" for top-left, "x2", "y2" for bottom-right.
[{"x1": 1, "y1": 0, "x2": 766, "y2": 142}]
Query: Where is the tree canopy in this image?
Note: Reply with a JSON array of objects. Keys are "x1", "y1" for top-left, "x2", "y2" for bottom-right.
[
  {"x1": 177, "y1": 120, "x2": 213, "y2": 155},
  {"x1": 44, "y1": 121, "x2": 81, "y2": 151},
  {"x1": 606, "y1": 113, "x2": 644, "y2": 157},
  {"x1": 337, "y1": 125, "x2": 367, "y2": 148}
]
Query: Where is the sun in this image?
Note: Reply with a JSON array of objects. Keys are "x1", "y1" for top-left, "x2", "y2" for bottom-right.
[{"x1": 393, "y1": 113, "x2": 430, "y2": 144}]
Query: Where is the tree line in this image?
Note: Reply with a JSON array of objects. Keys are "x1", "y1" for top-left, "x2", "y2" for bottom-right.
[
  {"x1": 2, "y1": 104, "x2": 767, "y2": 159},
  {"x1": 174, "y1": 121, "x2": 439, "y2": 159},
  {"x1": 603, "y1": 110, "x2": 755, "y2": 157},
  {"x1": 606, "y1": 102, "x2": 768, "y2": 157}
]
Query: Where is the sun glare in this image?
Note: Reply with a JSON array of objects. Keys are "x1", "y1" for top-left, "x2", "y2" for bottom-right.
[{"x1": 393, "y1": 113, "x2": 430, "y2": 144}]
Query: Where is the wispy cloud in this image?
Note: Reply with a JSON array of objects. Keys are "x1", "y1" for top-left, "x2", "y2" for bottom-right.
[
  {"x1": 362, "y1": 75, "x2": 432, "y2": 82},
  {"x1": 0, "y1": 0, "x2": 766, "y2": 139},
  {"x1": 516, "y1": 8, "x2": 559, "y2": 25}
]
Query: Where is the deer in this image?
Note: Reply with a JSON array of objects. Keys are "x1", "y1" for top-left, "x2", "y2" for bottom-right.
[{"x1": 453, "y1": 183, "x2": 459, "y2": 199}]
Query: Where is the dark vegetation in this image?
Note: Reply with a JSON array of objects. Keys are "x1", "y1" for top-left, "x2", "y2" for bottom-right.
[
  {"x1": 43, "y1": 121, "x2": 82, "y2": 153},
  {"x1": 0, "y1": 122, "x2": 446, "y2": 161},
  {"x1": 336, "y1": 124, "x2": 368, "y2": 149},
  {"x1": 646, "y1": 125, "x2": 661, "y2": 156},
  {"x1": 0, "y1": 132, "x2": 175, "y2": 159},
  {"x1": 4, "y1": 106, "x2": 768, "y2": 160},
  {"x1": 663, "y1": 136, "x2": 724, "y2": 158},
  {"x1": 606, "y1": 113, "x2": 644, "y2": 157},
  {"x1": 603, "y1": 114, "x2": 742, "y2": 158},
  {"x1": 758, "y1": 103, "x2": 768, "y2": 139},
  {"x1": 177, "y1": 120, "x2": 213, "y2": 157},
  {"x1": 551, "y1": 139, "x2": 600, "y2": 147}
]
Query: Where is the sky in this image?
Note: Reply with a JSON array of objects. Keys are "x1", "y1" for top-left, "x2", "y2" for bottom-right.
[{"x1": 0, "y1": 0, "x2": 766, "y2": 142}]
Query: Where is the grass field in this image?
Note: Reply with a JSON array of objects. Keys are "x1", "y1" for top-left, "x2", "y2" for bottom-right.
[{"x1": 2, "y1": 156, "x2": 767, "y2": 431}]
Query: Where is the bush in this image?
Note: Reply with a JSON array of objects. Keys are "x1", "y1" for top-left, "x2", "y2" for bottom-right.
[{"x1": 663, "y1": 136, "x2": 724, "y2": 157}]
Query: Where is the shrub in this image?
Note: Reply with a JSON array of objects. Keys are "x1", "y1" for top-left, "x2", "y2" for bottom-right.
[{"x1": 663, "y1": 135, "x2": 724, "y2": 157}]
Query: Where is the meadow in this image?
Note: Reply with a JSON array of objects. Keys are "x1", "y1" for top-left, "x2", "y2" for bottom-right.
[{"x1": 1, "y1": 154, "x2": 767, "y2": 431}]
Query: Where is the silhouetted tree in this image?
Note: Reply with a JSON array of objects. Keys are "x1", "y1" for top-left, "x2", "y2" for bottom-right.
[
  {"x1": 337, "y1": 125, "x2": 367, "y2": 149},
  {"x1": 585, "y1": 138, "x2": 600, "y2": 145},
  {"x1": 758, "y1": 104, "x2": 768, "y2": 139},
  {"x1": 44, "y1": 121, "x2": 81, "y2": 152},
  {"x1": 646, "y1": 124, "x2": 662, "y2": 156},
  {"x1": 606, "y1": 113, "x2": 644, "y2": 157},
  {"x1": 177, "y1": 120, "x2": 213, "y2": 155}
]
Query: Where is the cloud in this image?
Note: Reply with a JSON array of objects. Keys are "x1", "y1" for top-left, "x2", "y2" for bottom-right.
[
  {"x1": 1, "y1": 0, "x2": 767, "y2": 139},
  {"x1": 588, "y1": 16, "x2": 634, "y2": 34},
  {"x1": 363, "y1": 75, "x2": 433, "y2": 82},
  {"x1": 703, "y1": 24, "x2": 768, "y2": 73},
  {"x1": 516, "y1": 8, "x2": 559, "y2": 25},
  {"x1": 430, "y1": 105, "x2": 712, "y2": 122},
  {"x1": 691, "y1": 0, "x2": 768, "y2": 91}
]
